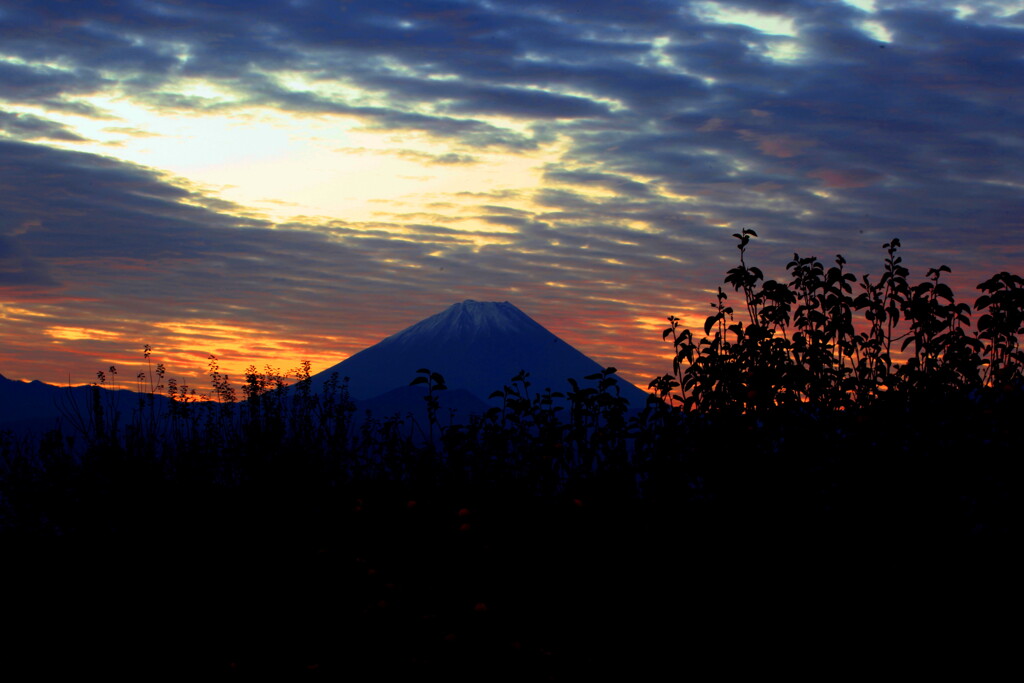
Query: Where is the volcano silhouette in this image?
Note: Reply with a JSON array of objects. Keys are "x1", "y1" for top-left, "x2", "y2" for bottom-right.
[{"x1": 309, "y1": 300, "x2": 647, "y2": 413}]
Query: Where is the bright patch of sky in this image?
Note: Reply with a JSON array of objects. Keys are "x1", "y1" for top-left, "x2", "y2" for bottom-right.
[
  {"x1": 45, "y1": 326, "x2": 124, "y2": 342},
  {"x1": 859, "y1": 19, "x2": 892, "y2": 43},
  {"x1": 11, "y1": 85, "x2": 564, "y2": 226},
  {"x1": 271, "y1": 70, "x2": 371, "y2": 104},
  {"x1": 649, "y1": 36, "x2": 673, "y2": 69},
  {"x1": 838, "y1": 0, "x2": 893, "y2": 43},
  {"x1": 1, "y1": 306, "x2": 53, "y2": 320},
  {"x1": 0, "y1": 54, "x2": 53, "y2": 69},
  {"x1": 956, "y1": 1, "x2": 1024, "y2": 19},
  {"x1": 693, "y1": 2, "x2": 798, "y2": 37},
  {"x1": 693, "y1": 2, "x2": 802, "y2": 62},
  {"x1": 842, "y1": 0, "x2": 877, "y2": 11},
  {"x1": 646, "y1": 36, "x2": 717, "y2": 84}
]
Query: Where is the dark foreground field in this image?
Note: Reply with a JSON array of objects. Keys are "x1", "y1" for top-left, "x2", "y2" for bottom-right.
[{"x1": 2, "y1": 408, "x2": 1012, "y2": 679}]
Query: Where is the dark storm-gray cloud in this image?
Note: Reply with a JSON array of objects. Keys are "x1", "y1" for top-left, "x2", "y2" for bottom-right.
[{"x1": 0, "y1": 110, "x2": 87, "y2": 141}]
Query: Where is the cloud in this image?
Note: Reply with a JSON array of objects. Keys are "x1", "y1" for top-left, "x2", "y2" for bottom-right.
[
  {"x1": 0, "y1": 58, "x2": 109, "y2": 105},
  {"x1": 0, "y1": 234, "x2": 58, "y2": 290},
  {"x1": 737, "y1": 130, "x2": 818, "y2": 158},
  {"x1": 543, "y1": 168, "x2": 655, "y2": 197},
  {"x1": 0, "y1": 110, "x2": 88, "y2": 141},
  {"x1": 807, "y1": 167, "x2": 883, "y2": 188},
  {"x1": 335, "y1": 146, "x2": 479, "y2": 165},
  {"x1": 102, "y1": 126, "x2": 165, "y2": 139},
  {"x1": 1, "y1": 0, "x2": 1023, "y2": 392}
]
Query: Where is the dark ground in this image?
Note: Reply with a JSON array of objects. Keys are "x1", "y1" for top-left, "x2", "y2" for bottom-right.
[{"x1": 2, "y1": 459, "x2": 1011, "y2": 679}]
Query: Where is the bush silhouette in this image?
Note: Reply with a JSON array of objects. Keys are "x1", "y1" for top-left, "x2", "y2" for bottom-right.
[{"x1": 662, "y1": 231, "x2": 1022, "y2": 414}]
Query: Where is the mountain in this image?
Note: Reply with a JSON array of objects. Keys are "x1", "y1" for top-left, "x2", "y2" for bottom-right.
[
  {"x1": 0, "y1": 374, "x2": 71, "y2": 433},
  {"x1": 309, "y1": 300, "x2": 649, "y2": 412},
  {"x1": 0, "y1": 373, "x2": 165, "y2": 435}
]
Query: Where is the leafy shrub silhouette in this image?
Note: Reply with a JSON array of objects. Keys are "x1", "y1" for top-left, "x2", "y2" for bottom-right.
[{"x1": 662, "y1": 231, "x2": 1023, "y2": 415}]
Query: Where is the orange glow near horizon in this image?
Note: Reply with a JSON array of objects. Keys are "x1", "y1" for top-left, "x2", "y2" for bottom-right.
[
  {"x1": 3, "y1": 305, "x2": 680, "y2": 395},
  {"x1": 44, "y1": 326, "x2": 125, "y2": 342},
  {"x1": 3, "y1": 267, "x2": 1007, "y2": 398}
]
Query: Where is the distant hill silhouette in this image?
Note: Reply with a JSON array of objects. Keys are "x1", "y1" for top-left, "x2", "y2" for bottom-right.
[{"x1": 0, "y1": 373, "x2": 172, "y2": 435}]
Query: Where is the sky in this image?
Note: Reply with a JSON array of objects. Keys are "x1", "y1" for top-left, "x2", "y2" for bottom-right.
[{"x1": 1, "y1": 0, "x2": 1023, "y2": 394}]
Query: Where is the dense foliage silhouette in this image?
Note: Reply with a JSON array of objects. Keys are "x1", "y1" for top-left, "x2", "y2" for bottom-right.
[{"x1": 657, "y1": 231, "x2": 1022, "y2": 413}]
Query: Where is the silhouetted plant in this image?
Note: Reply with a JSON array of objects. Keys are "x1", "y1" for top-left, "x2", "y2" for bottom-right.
[
  {"x1": 976, "y1": 272, "x2": 1024, "y2": 386},
  {"x1": 664, "y1": 231, "x2": 1024, "y2": 415},
  {"x1": 410, "y1": 367, "x2": 447, "y2": 448}
]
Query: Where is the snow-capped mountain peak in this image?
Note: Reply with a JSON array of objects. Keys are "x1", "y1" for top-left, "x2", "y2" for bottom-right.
[
  {"x1": 310, "y1": 301, "x2": 646, "y2": 409},
  {"x1": 385, "y1": 300, "x2": 551, "y2": 346}
]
